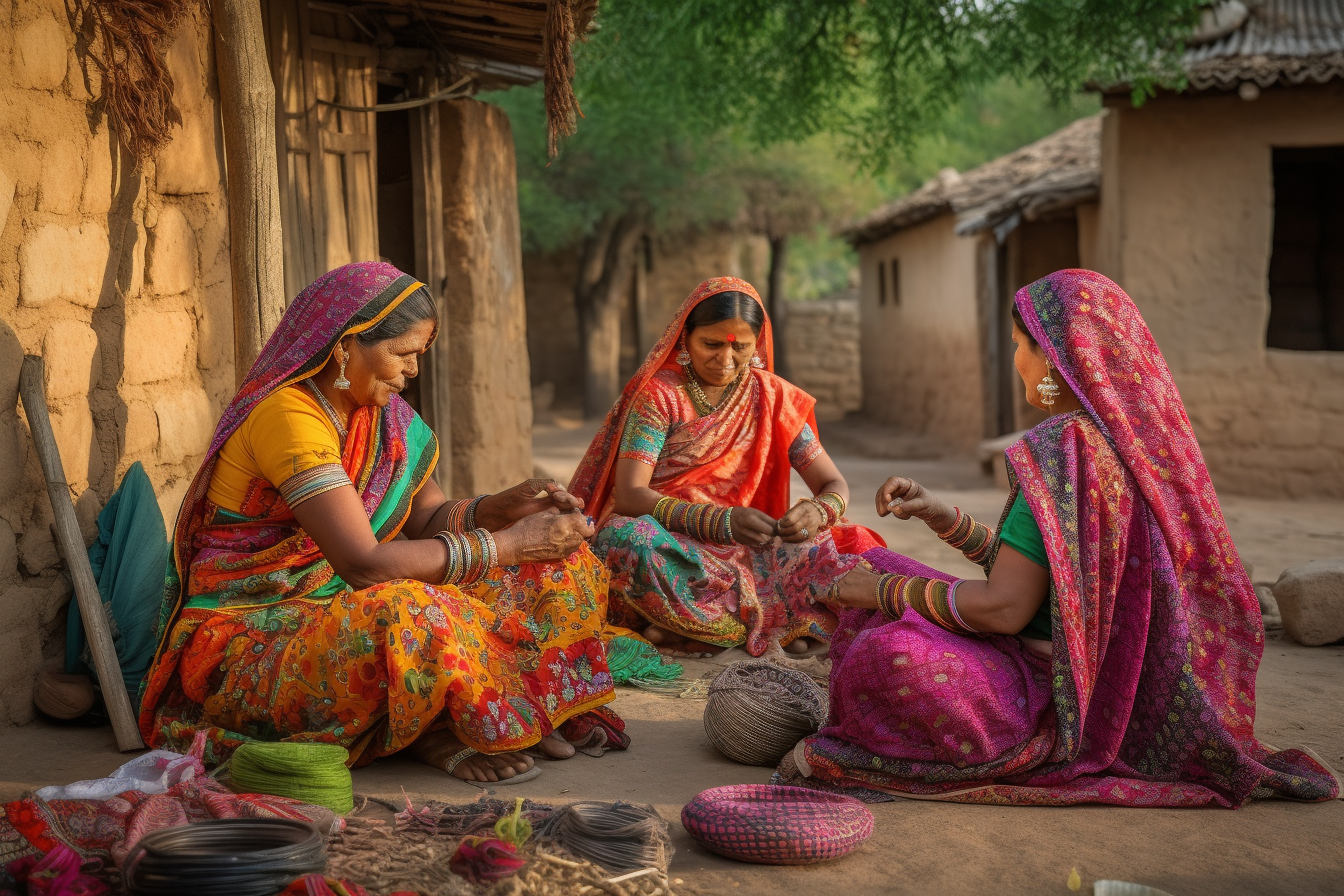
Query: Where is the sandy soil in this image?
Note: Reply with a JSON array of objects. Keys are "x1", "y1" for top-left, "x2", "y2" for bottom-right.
[{"x1": 2, "y1": 415, "x2": 1340, "y2": 895}]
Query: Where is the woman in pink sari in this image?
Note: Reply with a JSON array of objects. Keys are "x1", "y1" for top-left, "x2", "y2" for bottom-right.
[{"x1": 783, "y1": 270, "x2": 1339, "y2": 806}]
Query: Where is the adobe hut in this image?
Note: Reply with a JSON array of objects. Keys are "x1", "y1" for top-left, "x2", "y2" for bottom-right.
[
  {"x1": 849, "y1": 0, "x2": 1344, "y2": 497},
  {"x1": 0, "y1": 0, "x2": 589, "y2": 724}
]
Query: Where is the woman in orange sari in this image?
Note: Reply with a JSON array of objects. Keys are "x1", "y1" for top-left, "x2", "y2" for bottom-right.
[
  {"x1": 140, "y1": 262, "x2": 654, "y2": 784},
  {"x1": 571, "y1": 278, "x2": 882, "y2": 658}
]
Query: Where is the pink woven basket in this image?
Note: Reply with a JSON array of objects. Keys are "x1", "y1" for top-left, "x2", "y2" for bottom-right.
[{"x1": 680, "y1": 784, "x2": 874, "y2": 865}]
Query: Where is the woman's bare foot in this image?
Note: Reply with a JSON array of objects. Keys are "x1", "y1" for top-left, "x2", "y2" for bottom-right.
[
  {"x1": 642, "y1": 624, "x2": 724, "y2": 658},
  {"x1": 411, "y1": 729, "x2": 534, "y2": 783},
  {"x1": 536, "y1": 731, "x2": 575, "y2": 760}
]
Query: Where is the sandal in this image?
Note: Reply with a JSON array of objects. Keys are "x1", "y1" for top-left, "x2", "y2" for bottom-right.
[{"x1": 443, "y1": 747, "x2": 542, "y2": 785}]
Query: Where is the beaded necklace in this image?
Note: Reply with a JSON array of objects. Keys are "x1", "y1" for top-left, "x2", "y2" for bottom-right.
[
  {"x1": 304, "y1": 378, "x2": 349, "y2": 442},
  {"x1": 682, "y1": 365, "x2": 744, "y2": 417}
]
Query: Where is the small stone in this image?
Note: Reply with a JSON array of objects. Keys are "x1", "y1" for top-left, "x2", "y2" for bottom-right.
[
  {"x1": 147, "y1": 205, "x2": 196, "y2": 296},
  {"x1": 0, "y1": 166, "x2": 16, "y2": 235},
  {"x1": 81, "y1": 126, "x2": 116, "y2": 215},
  {"x1": 48, "y1": 399, "x2": 96, "y2": 487},
  {"x1": 20, "y1": 222, "x2": 110, "y2": 308},
  {"x1": 13, "y1": 17, "x2": 68, "y2": 90},
  {"x1": 1273, "y1": 559, "x2": 1344, "y2": 647},
  {"x1": 122, "y1": 309, "x2": 194, "y2": 384},
  {"x1": 155, "y1": 111, "x2": 221, "y2": 195},
  {"x1": 37, "y1": 139, "x2": 85, "y2": 214},
  {"x1": 42, "y1": 320, "x2": 101, "y2": 401},
  {"x1": 154, "y1": 388, "x2": 214, "y2": 463},
  {"x1": 0, "y1": 518, "x2": 17, "y2": 580},
  {"x1": 1255, "y1": 584, "x2": 1282, "y2": 631},
  {"x1": 121, "y1": 401, "x2": 159, "y2": 456}
]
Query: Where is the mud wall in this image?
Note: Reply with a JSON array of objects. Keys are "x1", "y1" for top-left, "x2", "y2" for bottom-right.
[
  {"x1": 0, "y1": 2, "x2": 232, "y2": 724},
  {"x1": 1097, "y1": 83, "x2": 1344, "y2": 497}
]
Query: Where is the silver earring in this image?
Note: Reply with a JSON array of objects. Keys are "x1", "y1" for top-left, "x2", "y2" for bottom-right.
[
  {"x1": 334, "y1": 352, "x2": 351, "y2": 390},
  {"x1": 750, "y1": 354, "x2": 765, "y2": 369},
  {"x1": 676, "y1": 344, "x2": 691, "y2": 366},
  {"x1": 1036, "y1": 362, "x2": 1059, "y2": 407}
]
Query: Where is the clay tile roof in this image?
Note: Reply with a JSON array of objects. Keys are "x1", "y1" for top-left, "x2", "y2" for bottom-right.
[
  {"x1": 1183, "y1": 0, "x2": 1344, "y2": 90},
  {"x1": 843, "y1": 114, "x2": 1101, "y2": 246}
]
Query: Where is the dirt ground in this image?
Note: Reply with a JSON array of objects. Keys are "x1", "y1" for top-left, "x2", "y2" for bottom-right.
[{"x1": 2, "y1": 415, "x2": 1341, "y2": 895}]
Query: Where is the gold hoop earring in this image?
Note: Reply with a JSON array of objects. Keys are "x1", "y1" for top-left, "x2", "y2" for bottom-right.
[
  {"x1": 334, "y1": 350, "x2": 352, "y2": 390},
  {"x1": 1036, "y1": 362, "x2": 1059, "y2": 408}
]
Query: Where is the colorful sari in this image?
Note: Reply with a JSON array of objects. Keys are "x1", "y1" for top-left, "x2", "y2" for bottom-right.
[
  {"x1": 570, "y1": 277, "x2": 882, "y2": 656},
  {"x1": 139, "y1": 262, "x2": 624, "y2": 765},
  {"x1": 787, "y1": 270, "x2": 1339, "y2": 807}
]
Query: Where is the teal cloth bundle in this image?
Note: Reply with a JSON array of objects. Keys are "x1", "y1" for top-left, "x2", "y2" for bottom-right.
[
  {"x1": 605, "y1": 635, "x2": 683, "y2": 687},
  {"x1": 65, "y1": 461, "x2": 170, "y2": 711},
  {"x1": 229, "y1": 743, "x2": 355, "y2": 815}
]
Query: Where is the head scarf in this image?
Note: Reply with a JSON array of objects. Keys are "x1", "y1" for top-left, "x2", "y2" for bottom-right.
[
  {"x1": 569, "y1": 277, "x2": 812, "y2": 521},
  {"x1": 153, "y1": 263, "x2": 429, "y2": 649}
]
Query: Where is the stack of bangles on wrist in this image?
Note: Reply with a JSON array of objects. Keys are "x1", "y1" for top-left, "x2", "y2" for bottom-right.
[
  {"x1": 442, "y1": 495, "x2": 487, "y2": 533},
  {"x1": 653, "y1": 496, "x2": 734, "y2": 544},
  {"x1": 874, "y1": 574, "x2": 977, "y2": 635},
  {"x1": 434, "y1": 527, "x2": 498, "y2": 586},
  {"x1": 801, "y1": 491, "x2": 846, "y2": 529},
  {"x1": 936, "y1": 507, "x2": 996, "y2": 565}
]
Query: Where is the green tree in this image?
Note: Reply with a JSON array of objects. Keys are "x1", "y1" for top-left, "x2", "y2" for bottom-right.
[{"x1": 492, "y1": 0, "x2": 1199, "y2": 415}]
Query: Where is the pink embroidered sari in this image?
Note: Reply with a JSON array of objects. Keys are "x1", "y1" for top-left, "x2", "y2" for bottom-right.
[{"x1": 788, "y1": 270, "x2": 1340, "y2": 806}]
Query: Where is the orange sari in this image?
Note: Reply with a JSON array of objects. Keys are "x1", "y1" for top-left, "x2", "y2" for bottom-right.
[{"x1": 571, "y1": 277, "x2": 882, "y2": 654}]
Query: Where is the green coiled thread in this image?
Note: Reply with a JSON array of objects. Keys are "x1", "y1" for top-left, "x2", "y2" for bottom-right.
[{"x1": 229, "y1": 742, "x2": 354, "y2": 815}]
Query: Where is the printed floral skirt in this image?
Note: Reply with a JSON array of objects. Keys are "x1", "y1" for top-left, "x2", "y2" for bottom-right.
[
  {"x1": 594, "y1": 514, "x2": 863, "y2": 656},
  {"x1": 142, "y1": 546, "x2": 619, "y2": 765}
]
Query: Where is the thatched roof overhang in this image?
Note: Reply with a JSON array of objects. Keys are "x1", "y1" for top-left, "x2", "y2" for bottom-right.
[{"x1": 843, "y1": 115, "x2": 1101, "y2": 247}]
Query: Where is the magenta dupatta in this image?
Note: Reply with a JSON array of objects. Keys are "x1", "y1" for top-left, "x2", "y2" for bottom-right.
[{"x1": 795, "y1": 270, "x2": 1339, "y2": 806}]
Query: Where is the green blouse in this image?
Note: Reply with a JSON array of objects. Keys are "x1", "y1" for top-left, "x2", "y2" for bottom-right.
[{"x1": 998, "y1": 492, "x2": 1053, "y2": 641}]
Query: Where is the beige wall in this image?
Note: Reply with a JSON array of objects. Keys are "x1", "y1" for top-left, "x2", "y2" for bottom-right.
[
  {"x1": 1097, "y1": 83, "x2": 1344, "y2": 497},
  {"x1": 524, "y1": 229, "x2": 770, "y2": 411},
  {"x1": 859, "y1": 216, "x2": 984, "y2": 450},
  {"x1": 0, "y1": 3, "x2": 232, "y2": 724},
  {"x1": 781, "y1": 296, "x2": 862, "y2": 421}
]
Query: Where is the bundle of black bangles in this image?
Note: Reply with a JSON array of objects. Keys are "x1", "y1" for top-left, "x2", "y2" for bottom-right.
[{"x1": 122, "y1": 818, "x2": 327, "y2": 896}]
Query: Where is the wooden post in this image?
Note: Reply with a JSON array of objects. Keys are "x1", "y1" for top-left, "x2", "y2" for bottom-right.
[
  {"x1": 19, "y1": 357, "x2": 144, "y2": 751},
  {"x1": 214, "y1": 0, "x2": 286, "y2": 386}
]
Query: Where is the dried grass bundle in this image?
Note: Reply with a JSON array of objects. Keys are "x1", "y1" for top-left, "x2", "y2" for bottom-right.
[
  {"x1": 74, "y1": 0, "x2": 191, "y2": 160},
  {"x1": 543, "y1": 0, "x2": 585, "y2": 156}
]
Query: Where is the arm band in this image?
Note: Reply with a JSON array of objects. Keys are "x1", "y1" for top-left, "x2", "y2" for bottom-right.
[
  {"x1": 936, "y1": 507, "x2": 998, "y2": 572},
  {"x1": 653, "y1": 496, "x2": 734, "y2": 545},
  {"x1": 875, "y1": 574, "x2": 977, "y2": 635}
]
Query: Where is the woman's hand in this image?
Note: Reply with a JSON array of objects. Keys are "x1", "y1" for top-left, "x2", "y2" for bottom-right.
[
  {"x1": 829, "y1": 563, "x2": 881, "y2": 610},
  {"x1": 493, "y1": 508, "x2": 595, "y2": 565},
  {"x1": 731, "y1": 507, "x2": 778, "y2": 548},
  {"x1": 476, "y1": 478, "x2": 584, "y2": 530},
  {"x1": 775, "y1": 500, "x2": 824, "y2": 543},
  {"x1": 876, "y1": 477, "x2": 957, "y2": 533}
]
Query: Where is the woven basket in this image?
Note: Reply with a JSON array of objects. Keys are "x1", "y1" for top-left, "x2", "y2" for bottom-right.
[
  {"x1": 681, "y1": 784, "x2": 874, "y2": 865},
  {"x1": 703, "y1": 660, "x2": 828, "y2": 765}
]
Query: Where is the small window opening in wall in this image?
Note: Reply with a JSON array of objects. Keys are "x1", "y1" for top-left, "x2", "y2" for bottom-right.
[
  {"x1": 890, "y1": 258, "x2": 901, "y2": 306},
  {"x1": 1268, "y1": 146, "x2": 1344, "y2": 351},
  {"x1": 877, "y1": 258, "x2": 887, "y2": 305}
]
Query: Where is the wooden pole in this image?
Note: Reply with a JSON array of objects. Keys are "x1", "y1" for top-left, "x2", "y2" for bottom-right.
[
  {"x1": 19, "y1": 357, "x2": 144, "y2": 751},
  {"x1": 213, "y1": 0, "x2": 286, "y2": 386}
]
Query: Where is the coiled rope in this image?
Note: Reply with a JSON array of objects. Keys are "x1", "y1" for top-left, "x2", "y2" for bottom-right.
[
  {"x1": 702, "y1": 660, "x2": 829, "y2": 765},
  {"x1": 533, "y1": 801, "x2": 674, "y2": 874},
  {"x1": 122, "y1": 818, "x2": 326, "y2": 896},
  {"x1": 230, "y1": 742, "x2": 355, "y2": 815}
]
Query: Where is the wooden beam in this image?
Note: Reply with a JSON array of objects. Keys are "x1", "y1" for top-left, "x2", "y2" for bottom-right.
[
  {"x1": 214, "y1": 0, "x2": 287, "y2": 386},
  {"x1": 19, "y1": 357, "x2": 144, "y2": 752}
]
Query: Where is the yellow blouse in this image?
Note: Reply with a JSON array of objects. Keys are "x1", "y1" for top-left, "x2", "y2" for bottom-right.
[{"x1": 207, "y1": 385, "x2": 351, "y2": 514}]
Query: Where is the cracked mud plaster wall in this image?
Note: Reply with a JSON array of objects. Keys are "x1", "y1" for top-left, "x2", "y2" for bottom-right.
[
  {"x1": 1098, "y1": 83, "x2": 1344, "y2": 498},
  {"x1": 0, "y1": 1, "x2": 233, "y2": 724}
]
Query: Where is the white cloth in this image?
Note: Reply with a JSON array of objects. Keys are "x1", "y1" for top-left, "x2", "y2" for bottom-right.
[{"x1": 35, "y1": 749, "x2": 202, "y2": 802}]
